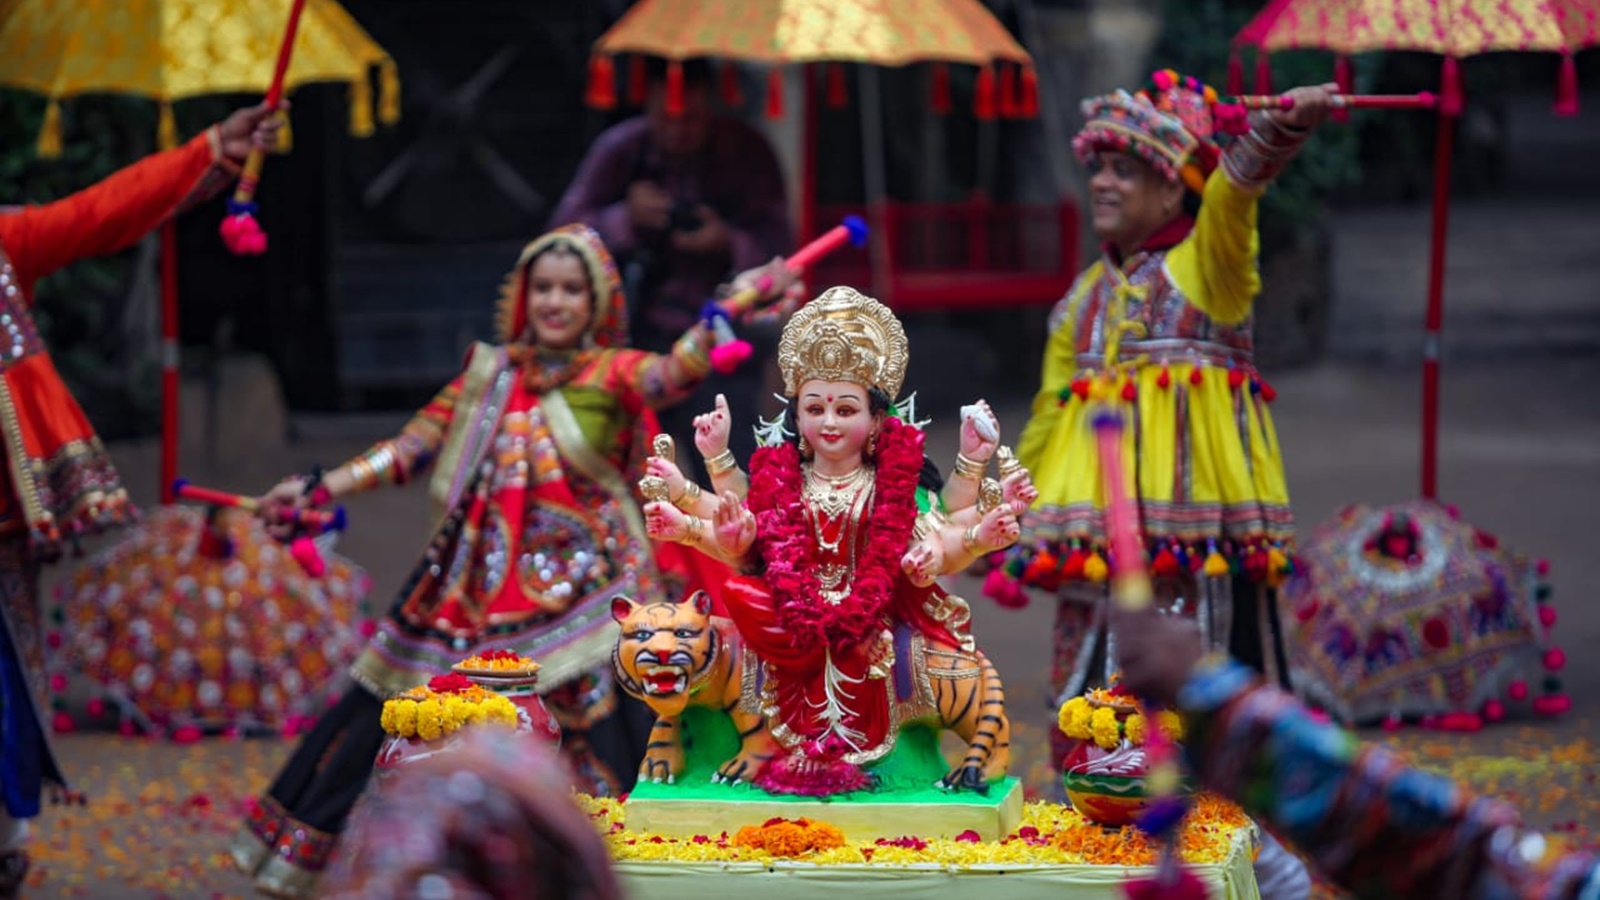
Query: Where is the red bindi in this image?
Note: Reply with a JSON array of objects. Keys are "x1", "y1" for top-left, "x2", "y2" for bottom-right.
[{"x1": 825, "y1": 394, "x2": 834, "y2": 403}]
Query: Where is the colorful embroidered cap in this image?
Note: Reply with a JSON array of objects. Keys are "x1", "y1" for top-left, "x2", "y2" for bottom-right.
[{"x1": 1073, "y1": 69, "x2": 1248, "y2": 193}]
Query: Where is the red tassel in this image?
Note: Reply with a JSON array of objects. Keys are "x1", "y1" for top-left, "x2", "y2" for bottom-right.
[
  {"x1": 1439, "y1": 56, "x2": 1463, "y2": 117},
  {"x1": 665, "y1": 60, "x2": 685, "y2": 116},
  {"x1": 1333, "y1": 55, "x2": 1353, "y2": 122},
  {"x1": 1555, "y1": 52, "x2": 1580, "y2": 117},
  {"x1": 1254, "y1": 50, "x2": 1273, "y2": 94},
  {"x1": 826, "y1": 63, "x2": 847, "y2": 109},
  {"x1": 720, "y1": 61, "x2": 744, "y2": 107},
  {"x1": 585, "y1": 55, "x2": 617, "y2": 109},
  {"x1": 999, "y1": 63, "x2": 1019, "y2": 117},
  {"x1": 766, "y1": 67, "x2": 785, "y2": 118},
  {"x1": 1019, "y1": 66, "x2": 1039, "y2": 117},
  {"x1": 974, "y1": 65, "x2": 997, "y2": 120},
  {"x1": 931, "y1": 64, "x2": 951, "y2": 114},
  {"x1": 627, "y1": 56, "x2": 648, "y2": 105},
  {"x1": 1227, "y1": 49, "x2": 1244, "y2": 96}
]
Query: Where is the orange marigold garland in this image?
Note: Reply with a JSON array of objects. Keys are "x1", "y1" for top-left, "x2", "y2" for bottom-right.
[{"x1": 732, "y1": 817, "x2": 848, "y2": 857}]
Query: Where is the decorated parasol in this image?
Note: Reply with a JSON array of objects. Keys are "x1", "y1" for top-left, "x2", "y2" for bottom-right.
[
  {"x1": 0, "y1": 0, "x2": 398, "y2": 503},
  {"x1": 1281, "y1": 499, "x2": 1567, "y2": 731},
  {"x1": 1233, "y1": 0, "x2": 1600, "y2": 500},
  {"x1": 584, "y1": 0, "x2": 1036, "y2": 290}
]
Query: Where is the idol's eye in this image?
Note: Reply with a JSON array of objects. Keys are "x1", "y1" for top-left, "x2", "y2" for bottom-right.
[
  {"x1": 674, "y1": 629, "x2": 697, "y2": 640},
  {"x1": 630, "y1": 630, "x2": 653, "y2": 641}
]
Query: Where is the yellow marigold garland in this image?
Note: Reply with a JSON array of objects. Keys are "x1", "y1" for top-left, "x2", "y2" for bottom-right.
[
  {"x1": 575, "y1": 794, "x2": 1252, "y2": 867},
  {"x1": 380, "y1": 684, "x2": 518, "y2": 741},
  {"x1": 1056, "y1": 687, "x2": 1186, "y2": 749}
]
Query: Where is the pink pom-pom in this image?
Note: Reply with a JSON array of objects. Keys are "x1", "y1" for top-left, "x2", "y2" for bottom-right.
[
  {"x1": 1151, "y1": 70, "x2": 1176, "y2": 91},
  {"x1": 52, "y1": 711, "x2": 76, "y2": 734},
  {"x1": 1544, "y1": 647, "x2": 1567, "y2": 672},
  {"x1": 1533, "y1": 694, "x2": 1572, "y2": 717},
  {"x1": 709, "y1": 339, "x2": 753, "y2": 374},
  {"x1": 119, "y1": 720, "x2": 138, "y2": 737},
  {"x1": 1381, "y1": 714, "x2": 1403, "y2": 731},
  {"x1": 1214, "y1": 102, "x2": 1249, "y2": 136},
  {"x1": 281, "y1": 718, "x2": 302, "y2": 739},
  {"x1": 1307, "y1": 708, "x2": 1331, "y2": 724},
  {"x1": 1535, "y1": 558, "x2": 1551, "y2": 576},
  {"x1": 49, "y1": 673, "x2": 67, "y2": 693},
  {"x1": 982, "y1": 568, "x2": 1029, "y2": 609},
  {"x1": 45, "y1": 630, "x2": 62, "y2": 649},
  {"x1": 171, "y1": 724, "x2": 203, "y2": 744},
  {"x1": 86, "y1": 697, "x2": 105, "y2": 718},
  {"x1": 1483, "y1": 700, "x2": 1505, "y2": 722},
  {"x1": 290, "y1": 537, "x2": 326, "y2": 578},
  {"x1": 1508, "y1": 680, "x2": 1529, "y2": 701},
  {"x1": 1539, "y1": 606, "x2": 1558, "y2": 628},
  {"x1": 359, "y1": 618, "x2": 378, "y2": 639},
  {"x1": 220, "y1": 213, "x2": 269, "y2": 256}
]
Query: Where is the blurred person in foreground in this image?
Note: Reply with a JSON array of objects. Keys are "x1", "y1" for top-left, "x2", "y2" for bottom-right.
[
  {"x1": 550, "y1": 57, "x2": 791, "y2": 481},
  {"x1": 321, "y1": 728, "x2": 622, "y2": 900},
  {"x1": 1115, "y1": 605, "x2": 1600, "y2": 899},
  {"x1": 0, "y1": 103, "x2": 281, "y2": 899}
]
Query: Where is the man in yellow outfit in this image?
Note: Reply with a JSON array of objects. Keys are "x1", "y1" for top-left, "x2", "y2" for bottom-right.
[{"x1": 1004, "y1": 72, "x2": 1337, "y2": 752}]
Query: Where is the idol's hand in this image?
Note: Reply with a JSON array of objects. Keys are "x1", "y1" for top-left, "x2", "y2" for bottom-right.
[
  {"x1": 644, "y1": 456, "x2": 690, "y2": 504},
  {"x1": 643, "y1": 501, "x2": 690, "y2": 543},
  {"x1": 1000, "y1": 469, "x2": 1038, "y2": 512},
  {"x1": 711, "y1": 490, "x2": 756, "y2": 557},
  {"x1": 976, "y1": 505, "x2": 1022, "y2": 552},
  {"x1": 959, "y1": 400, "x2": 1000, "y2": 463},
  {"x1": 901, "y1": 540, "x2": 943, "y2": 588},
  {"x1": 693, "y1": 393, "x2": 733, "y2": 459}
]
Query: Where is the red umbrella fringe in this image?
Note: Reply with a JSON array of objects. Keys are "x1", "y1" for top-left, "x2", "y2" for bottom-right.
[
  {"x1": 627, "y1": 55, "x2": 648, "y2": 105},
  {"x1": 766, "y1": 67, "x2": 784, "y2": 119},
  {"x1": 667, "y1": 60, "x2": 686, "y2": 116},
  {"x1": 826, "y1": 63, "x2": 847, "y2": 109},
  {"x1": 721, "y1": 61, "x2": 744, "y2": 107},
  {"x1": 1333, "y1": 55, "x2": 1353, "y2": 123},
  {"x1": 931, "y1": 63, "x2": 952, "y2": 114},
  {"x1": 974, "y1": 64, "x2": 998, "y2": 120},
  {"x1": 1555, "y1": 52, "x2": 1580, "y2": 117}
]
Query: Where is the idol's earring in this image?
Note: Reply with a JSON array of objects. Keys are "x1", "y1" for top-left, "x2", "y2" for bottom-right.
[
  {"x1": 798, "y1": 436, "x2": 813, "y2": 459},
  {"x1": 866, "y1": 430, "x2": 879, "y2": 460}
]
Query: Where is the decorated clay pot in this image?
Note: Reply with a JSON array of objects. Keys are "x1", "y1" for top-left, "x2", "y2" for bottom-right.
[
  {"x1": 1059, "y1": 694, "x2": 1190, "y2": 826},
  {"x1": 374, "y1": 667, "x2": 560, "y2": 781},
  {"x1": 457, "y1": 668, "x2": 562, "y2": 747}
]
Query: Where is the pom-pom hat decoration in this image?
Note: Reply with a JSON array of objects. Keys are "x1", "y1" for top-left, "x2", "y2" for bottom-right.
[{"x1": 1073, "y1": 69, "x2": 1250, "y2": 194}]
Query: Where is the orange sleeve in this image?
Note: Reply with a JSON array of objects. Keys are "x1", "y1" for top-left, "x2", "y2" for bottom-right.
[{"x1": 0, "y1": 127, "x2": 240, "y2": 300}]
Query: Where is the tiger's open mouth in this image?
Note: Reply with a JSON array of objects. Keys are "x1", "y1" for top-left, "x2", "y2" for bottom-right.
[{"x1": 642, "y1": 664, "x2": 689, "y2": 695}]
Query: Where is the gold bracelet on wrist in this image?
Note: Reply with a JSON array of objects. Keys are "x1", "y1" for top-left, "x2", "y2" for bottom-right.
[
  {"x1": 962, "y1": 524, "x2": 982, "y2": 554},
  {"x1": 953, "y1": 453, "x2": 986, "y2": 481},
  {"x1": 674, "y1": 480, "x2": 703, "y2": 511},
  {"x1": 705, "y1": 449, "x2": 737, "y2": 476},
  {"x1": 683, "y1": 515, "x2": 703, "y2": 545}
]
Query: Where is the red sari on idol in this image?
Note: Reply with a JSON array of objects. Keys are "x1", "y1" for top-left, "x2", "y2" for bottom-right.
[{"x1": 722, "y1": 416, "x2": 968, "y2": 770}]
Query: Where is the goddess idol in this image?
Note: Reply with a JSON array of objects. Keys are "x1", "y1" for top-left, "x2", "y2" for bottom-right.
[{"x1": 644, "y1": 287, "x2": 1035, "y2": 795}]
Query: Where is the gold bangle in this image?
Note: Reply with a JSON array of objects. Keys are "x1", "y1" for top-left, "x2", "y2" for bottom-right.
[
  {"x1": 962, "y1": 524, "x2": 982, "y2": 554},
  {"x1": 683, "y1": 515, "x2": 702, "y2": 545},
  {"x1": 705, "y1": 449, "x2": 737, "y2": 476},
  {"x1": 953, "y1": 453, "x2": 986, "y2": 481},
  {"x1": 674, "y1": 480, "x2": 703, "y2": 511}
]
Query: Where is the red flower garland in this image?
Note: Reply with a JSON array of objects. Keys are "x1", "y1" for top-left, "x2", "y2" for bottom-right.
[{"x1": 747, "y1": 417, "x2": 923, "y2": 654}]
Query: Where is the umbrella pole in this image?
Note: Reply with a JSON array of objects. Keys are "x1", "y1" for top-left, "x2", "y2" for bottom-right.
[
  {"x1": 160, "y1": 220, "x2": 179, "y2": 505},
  {"x1": 1421, "y1": 108, "x2": 1455, "y2": 500}
]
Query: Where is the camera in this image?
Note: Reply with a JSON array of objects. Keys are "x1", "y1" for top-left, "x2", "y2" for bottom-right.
[{"x1": 667, "y1": 201, "x2": 704, "y2": 233}]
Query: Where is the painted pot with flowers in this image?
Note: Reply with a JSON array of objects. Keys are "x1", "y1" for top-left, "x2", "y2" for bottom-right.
[
  {"x1": 374, "y1": 651, "x2": 559, "y2": 778},
  {"x1": 1056, "y1": 681, "x2": 1188, "y2": 826}
]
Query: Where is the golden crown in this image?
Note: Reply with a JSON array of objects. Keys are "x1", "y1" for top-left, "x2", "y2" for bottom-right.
[{"x1": 777, "y1": 286, "x2": 908, "y2": 398}]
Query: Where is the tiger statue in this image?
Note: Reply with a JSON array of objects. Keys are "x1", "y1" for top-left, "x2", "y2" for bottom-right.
[
  {"x1": 611, "y1": 591, "x2": 777, "y2": 784},
  {"x1": 612, "y1": 591, "x2": 1011, "y2": 792}
]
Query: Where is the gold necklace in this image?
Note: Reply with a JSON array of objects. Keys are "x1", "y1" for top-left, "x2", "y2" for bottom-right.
[{"x1": 803, "y1": 465, "x2": 872, "y2": 521}]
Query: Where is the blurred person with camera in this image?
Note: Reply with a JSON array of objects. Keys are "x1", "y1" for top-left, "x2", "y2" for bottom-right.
[{"x1": 551, "y1": 57, "x2": 791, "y2": 478}]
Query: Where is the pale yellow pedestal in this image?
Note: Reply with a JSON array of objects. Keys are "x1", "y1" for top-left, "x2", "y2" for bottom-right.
[{"x1": 625, "y1": 779, "x2": 1025, "y2": 842}]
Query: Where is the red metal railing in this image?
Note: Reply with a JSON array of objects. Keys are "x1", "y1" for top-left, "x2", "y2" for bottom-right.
[{"x1": 807, "y1": 196, "x2": 1080, "y2": 311}]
